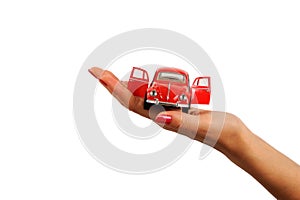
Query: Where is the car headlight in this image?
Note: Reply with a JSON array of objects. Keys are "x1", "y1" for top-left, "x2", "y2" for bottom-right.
[
  {"x1": 150, "y1": 90, "x2": 157, "y2": 97},
  {"x1": 179, "y1": 94, "x2": 187, "y2": 101}
]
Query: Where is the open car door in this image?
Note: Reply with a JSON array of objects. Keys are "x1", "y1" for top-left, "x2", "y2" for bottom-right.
[
  {"x1": 191, "y1": 76, "x2": 211, "y2": 104},
  {"x1": 127, "y1": 67, "x2": 149, "y2": 98}
]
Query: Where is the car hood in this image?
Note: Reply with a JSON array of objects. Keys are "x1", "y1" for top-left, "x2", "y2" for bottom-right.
[{"x1": 152, "y1": 82, "x2": 188, "y2": 101}]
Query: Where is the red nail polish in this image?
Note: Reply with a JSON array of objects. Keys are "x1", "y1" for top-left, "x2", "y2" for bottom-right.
[{"x1": 155, "y1": 114, "x2": 172, "y2": 124}]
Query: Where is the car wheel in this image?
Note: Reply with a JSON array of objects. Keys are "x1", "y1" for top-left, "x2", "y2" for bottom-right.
[
  {"x1": 182, "y1": 107, "x2": 189, "y2": 113},
  {"x1": 143, "y1": 94, "x2": 152, "y2": 110}
]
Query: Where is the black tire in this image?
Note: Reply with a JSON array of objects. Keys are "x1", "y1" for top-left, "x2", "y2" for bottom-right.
[
  {"x1": 144, "y1": 94, "x2": 152, "y2": 110},
  {"x1": 182, "y1": 101, "x2": 191, "y2": 113},
  {"x1": 182, "y1": 107, "x2": 189, "y2": 113}
]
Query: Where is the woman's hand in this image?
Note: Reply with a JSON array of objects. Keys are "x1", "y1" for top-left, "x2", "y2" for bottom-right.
[
  {"x1": 89, "y1": 67, "x2": 300, "y2": 200},
  {"x1": 88, "y1": 67, "x2": 244, "y2": 153}
]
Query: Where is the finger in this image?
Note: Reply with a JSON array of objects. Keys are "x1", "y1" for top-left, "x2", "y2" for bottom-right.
[
  {"x1": 88, "y1": 67, "x2": 149, "y2": 118},
  {"x1": 120, "y1": 81, "x2": 128, "y2": 88},
  {"x1": 155, "y1": 110, "x2": 203, "y2": 140},
  {"x1": 188, "y1": 107, "x2": 213, "y2": 116},
  {"x1": 88, "y1": 67, "x2": 134, "y2": 107},
  {"x1": 88, "y1": 67, "x2": 120, "y2": 91}
]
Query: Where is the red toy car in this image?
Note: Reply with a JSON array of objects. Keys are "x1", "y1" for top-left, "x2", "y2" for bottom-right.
[{"x1": 127, "y1": 67, "x2": 211, "y2": 113}]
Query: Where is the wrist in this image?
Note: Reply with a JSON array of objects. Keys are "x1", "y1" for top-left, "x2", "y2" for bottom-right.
[{"x1": 216, "y1": 115, "x2": 252, "y2": 158}]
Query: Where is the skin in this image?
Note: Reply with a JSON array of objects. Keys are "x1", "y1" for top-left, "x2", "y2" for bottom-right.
[{"x1": 89, "y1": 67, "x2": 300, "y2": 200}]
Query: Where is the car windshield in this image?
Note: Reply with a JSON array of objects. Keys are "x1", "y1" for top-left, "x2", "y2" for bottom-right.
[{"x1": 157, "y1": 72, "x2": 186, "y2": 83}]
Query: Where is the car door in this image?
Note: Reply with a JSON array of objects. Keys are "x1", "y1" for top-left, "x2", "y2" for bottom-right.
[
  {"x1": 127, "y1": 67, "x2": 149, "y2": 98},
  {"x1": 191, "y1": 77, "x2": 211, "y2": 104}
]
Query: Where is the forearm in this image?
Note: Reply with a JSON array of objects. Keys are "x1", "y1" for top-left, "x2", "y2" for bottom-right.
[{"x1": 218, "y1": 124, "x2": 300, "y2": 199}]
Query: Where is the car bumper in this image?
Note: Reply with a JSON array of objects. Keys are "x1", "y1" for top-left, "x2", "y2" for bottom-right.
[{"x1": 146, "y1": 99, "x2": 189, "y2": 108}]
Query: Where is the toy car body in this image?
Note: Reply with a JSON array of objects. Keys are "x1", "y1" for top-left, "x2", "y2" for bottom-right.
[{"x1": 127, "y1": 67, "x2": 211, "y2": 112}]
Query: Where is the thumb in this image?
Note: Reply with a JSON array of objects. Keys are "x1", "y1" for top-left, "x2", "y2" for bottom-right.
[
  {"x1": 155, "y1": 111, "x2": 181, "y2": 131},
  {"x1": 155, "y1": 111, "x2": 200, "y2": 140}
]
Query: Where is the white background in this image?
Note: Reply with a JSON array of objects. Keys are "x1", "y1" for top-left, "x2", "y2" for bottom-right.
[{"x1": 1, "y1": 1, "x2": 300, "y2": 199}]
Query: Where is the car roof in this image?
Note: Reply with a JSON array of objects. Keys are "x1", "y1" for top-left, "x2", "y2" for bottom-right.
[{"x1": 155, "y1": 67, "x2": 189, "y2": 76}]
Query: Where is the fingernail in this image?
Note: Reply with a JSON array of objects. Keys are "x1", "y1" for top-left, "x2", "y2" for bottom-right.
[
  {"x1": 155, "y1": 114, "x2": 172, "y2": 124},
  {"x1": 88, "y1": 68, "x2": 107, "y2": 86},
  {"x1": 88, "y1": 69, "x2": 97, "y2": 78}
]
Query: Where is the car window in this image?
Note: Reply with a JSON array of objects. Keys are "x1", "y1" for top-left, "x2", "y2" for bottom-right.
[
  {"x1": 157, "y1": 72, "x2": 186, "y2": 83},
  {"x1": 132, "y1": 69, "x2": 143, "y2": 79},
  {"x1": 198, "y1": 78, "x2": 208, "y2": 86},
  {"x1": 143, "y1": 71, "x2": 148, "y2": 80}
]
